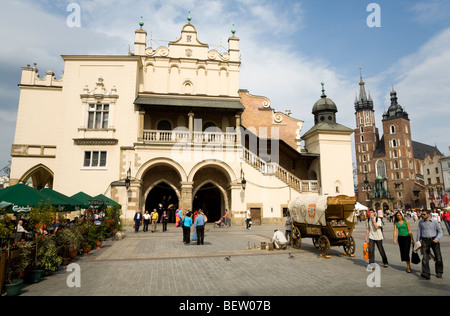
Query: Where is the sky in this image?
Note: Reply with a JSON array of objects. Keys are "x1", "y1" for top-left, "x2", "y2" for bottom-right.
[{"x1": 0, "y1": 0, "x2": 450, "y2": 176}]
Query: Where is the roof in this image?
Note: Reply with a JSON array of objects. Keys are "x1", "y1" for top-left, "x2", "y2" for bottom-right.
[
  {"x1": 134, "y1": 94, "x2": 244, "y2": 110},
  {"x1": 373, "y1": 136, "x2": 386, "y2": 158},
  {"x1": 372, "y1": 137, "x2": 442, "y2": 160},
  {"x1": 302, "y1": 122, "x2": 354, "y2": 139},
  {"x1": 412, "y1": 141, "x2": 442, "y2": 159}
]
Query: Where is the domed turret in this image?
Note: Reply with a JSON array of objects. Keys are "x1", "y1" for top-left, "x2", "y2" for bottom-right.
[{"x1": 312, "y1": 82, "x2": 338, "y2": 125}]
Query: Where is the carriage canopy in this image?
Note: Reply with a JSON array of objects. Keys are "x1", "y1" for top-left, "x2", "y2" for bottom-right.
[{"x1": 288, "y1": 195, "x2": 357, "y2": 226}]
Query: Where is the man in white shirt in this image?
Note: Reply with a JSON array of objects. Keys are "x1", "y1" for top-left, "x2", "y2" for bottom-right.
[
  {"x1": 273, "y1": 229, "x2": 288, "y2": 249},
  {"x1": 245, "y1": 208, "x2": 252, "y2": 230}
]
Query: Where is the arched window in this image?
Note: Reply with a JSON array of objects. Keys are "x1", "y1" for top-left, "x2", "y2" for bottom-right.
[
  {"x1": 390, "y1": 125, "x2": 395, "y2": 134},
  {"x1": 157, "y1": 120, "x2": 172, "y2": 131},
  {"x1": 376, "y1": 160, "x2": 386, "y2": 178}
]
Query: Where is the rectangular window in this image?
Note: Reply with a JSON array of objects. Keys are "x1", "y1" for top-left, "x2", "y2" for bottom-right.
[
  {"x1": 83, "y1": 151, "x2": 107, "y2": 168},
  {"x1": 87, "y1": 104, "x2": 109, "y2": 129}
]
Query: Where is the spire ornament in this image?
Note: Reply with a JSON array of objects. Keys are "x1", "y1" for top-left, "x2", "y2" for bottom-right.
[
  {"x1": 321, "y1": 82, "x2": 327, "y2": 98},
  {"x1": 187, "y1": 11, "x2": 192, "y2": 23}
]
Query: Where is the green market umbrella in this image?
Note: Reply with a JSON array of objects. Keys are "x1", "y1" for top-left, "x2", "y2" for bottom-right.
[
  {"x1": 92, "y1": 194, "x2": 120, "y2": 208},
  {"x1": 70, "y1": 191, "x2": 93, "y2": 209},
  {"x1": 0, "y1": 183, "x2": 49, "y2": 213},
  {"x1": 40, "y1": 188, "x2": 82, "y2": 212},
  {"x1": 0, "y1": 201, "x2": 12, "y2": 211}
]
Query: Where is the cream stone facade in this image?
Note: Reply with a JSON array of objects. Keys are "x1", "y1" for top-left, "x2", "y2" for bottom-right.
[{"x1": 9, "y1": 19, "x2": 354, "y2": 225}]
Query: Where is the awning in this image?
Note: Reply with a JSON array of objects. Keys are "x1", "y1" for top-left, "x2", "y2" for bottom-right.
[{"x1": 134, "y1": 95, "x2": 245, "y2": 110}]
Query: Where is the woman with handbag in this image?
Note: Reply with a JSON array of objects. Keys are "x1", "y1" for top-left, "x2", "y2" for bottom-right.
[{"x1": 393, "y1": 212, "x2": 415, "y2": 273}]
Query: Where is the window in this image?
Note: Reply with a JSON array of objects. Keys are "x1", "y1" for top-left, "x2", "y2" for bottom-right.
[
  {"x1": 88, "y1": 104, "x2": 109, "y2": 129},
  {"x1": 435, "y1": 167, "x2": 439, "y2": 174},
  {"x1": 390, "y1": 125, "x2": 395, "y2": 134},
  {"x1": 376, "y1": 160, "x2": 387, "y2": 178},
  {"x1": 83, "y1": 151, "x2": 107, "y2": 168}
]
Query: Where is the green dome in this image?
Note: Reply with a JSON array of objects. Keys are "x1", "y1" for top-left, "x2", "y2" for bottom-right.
[
  {"x1": 312, "y1": 97, "x2": 338, "y2": 114},
  {"x1": 312, "y1": 82, "x2": 338, "y2": 114}
]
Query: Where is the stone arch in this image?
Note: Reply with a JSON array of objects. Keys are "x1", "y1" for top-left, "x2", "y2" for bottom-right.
[
  {"x1": 191, "y1": 167, "x2": 232, "y2": 222},
  {"x1": 136, "y1": 158, "x2": 188, "y2": 182},
  {"x1": 20, "y1": 164, "x2": 54, "y2": 190},
  {"x1": 188, "y1": 160, "x2": 236, "y2": 183}
]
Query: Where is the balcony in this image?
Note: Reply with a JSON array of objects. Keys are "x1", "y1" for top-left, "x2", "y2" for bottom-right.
[{"x1": 142, "y1": 130, "x2": 238, "y2": 144}]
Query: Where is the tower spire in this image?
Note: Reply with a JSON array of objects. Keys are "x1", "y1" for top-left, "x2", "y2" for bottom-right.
[{"x1": 359, "y1": 66, "x2": 367, "y2": 101}]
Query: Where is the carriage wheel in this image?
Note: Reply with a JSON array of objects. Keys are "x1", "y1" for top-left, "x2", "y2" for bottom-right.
[
  {"x1": 291, "y1": 227, "x2": 302, "y2": 249},
  {"x1": 312, "y1": 237, "x2": 319, "y2": 248},
  {"x1": 343, "y1": 236, "x2": 356, "y2": 256},
  {"x1": 317, "y1": 235, "x2": 331, "y2": 258}
]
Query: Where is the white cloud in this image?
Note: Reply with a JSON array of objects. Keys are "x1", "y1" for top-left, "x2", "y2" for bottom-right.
[{"x1": 365, "y1": 27, "x2": 450, "y2": 152}]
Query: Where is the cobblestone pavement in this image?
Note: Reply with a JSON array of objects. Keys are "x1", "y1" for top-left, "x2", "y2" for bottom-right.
[{"x1": 17, "y1": 219, "x2": 450, "y2": 296}]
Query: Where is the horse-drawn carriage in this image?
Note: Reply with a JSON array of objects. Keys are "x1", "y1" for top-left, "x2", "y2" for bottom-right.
[{"x1": 288, "y1": 195, "x2": 357, "y2": 258}]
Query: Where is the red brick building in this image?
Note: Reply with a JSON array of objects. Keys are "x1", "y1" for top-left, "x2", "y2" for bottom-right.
[{"x1": 354, "y1": 75, "x2": 442, "y2": 210}]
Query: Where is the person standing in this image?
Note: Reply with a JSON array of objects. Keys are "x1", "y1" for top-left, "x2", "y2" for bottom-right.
[
  {"x1": 134, "y1": 210, "x2": 142, "y2": 233},
  {"x1": 160, "y1": 211, "x2": 169, "y2": 232},
  {"x1": 442, "y1": 209, "x2": 450, "y2": 235},
  {"x1": 143, "y1": 210, "x2": 151, "y2": 232},
  {"x1": 182, "y1": 212, "x2": 193, "y2": 244},
  {"x1": 245, "y1": 208, "x2": 252, "y2": 230},
  {"x1": 285, "y1": 211, "x2": 292, "y2": 246},
  {"x1": 194, "y1": 210, "x2": 206, "y2": 245},
  {"x1": 365, "y1": 209, "x2": 388, "y2": 268},
  {"x1": 151, "y1": 209, "x2": 159, "y2": 233},
  {"x1": 393, "y1": 212, "x2": 414, "y2": 273},
  {"x1": 417, "y1": 209, "x2": 444, "y2": 279}
]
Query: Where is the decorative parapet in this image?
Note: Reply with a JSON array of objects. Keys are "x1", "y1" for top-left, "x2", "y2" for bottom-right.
[{"x1": 11, "y1": 144, "x2": 56, "y2": 158}]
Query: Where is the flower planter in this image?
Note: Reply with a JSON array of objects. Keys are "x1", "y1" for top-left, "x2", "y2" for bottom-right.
[
  {"x1": 96, "y1": 241, "x2": 102, "y2": 249},
  {"x1": 27, "y1": 270, "x2": 43, "y2": 284},
  {"x1": 0, "y1": 253, "x2": 7, "y2": 293},
  {"x1": 5, "y1": 279, "x2": 23, "y2": 296},
  {"x1": 69, "y1": 250, "x2": 78, "y2": 262},
  {"x1": 83, "y1": 246, "x2": 91, "y2": 256}
]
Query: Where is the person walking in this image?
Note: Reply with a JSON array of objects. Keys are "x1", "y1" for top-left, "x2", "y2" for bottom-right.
[
  {"x1": 194, "y1": 210, "x2": 206, "y2": 245},
  {"x1": 160, "y1": 211, "x2": 169, "y2": 232},
  {"x1": 134, "y1": 210, "x2": 142, "y2": 233},
  {"x1": 365, "y1": 209, "x2": 389, "y2": 268},
  {"x1": 224, "y1": 209, "x2": 231, "y2": 228},
  {"x1": 393, "y1": 211, "x2": 414, "y2": 273},
  {"x1": 143, "y1": 210, "x2": 150, "y2": 232},
  {"x1": 443, "y1": 209, "x2": 450, "y2": 235},
  {"x1": 151, "y1": 209, "x2": 159, "y2": 232},
  {"x1": 182, "y1": 211, "x2": 193, "y2": 244},
  {"x1": 417, "y1": 209, "x2": 444, "y2": 279}
]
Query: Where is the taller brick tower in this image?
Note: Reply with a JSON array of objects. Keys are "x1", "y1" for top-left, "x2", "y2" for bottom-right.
[{"x1": 354, "y1": 73, "x2": 378, "y2": 203}]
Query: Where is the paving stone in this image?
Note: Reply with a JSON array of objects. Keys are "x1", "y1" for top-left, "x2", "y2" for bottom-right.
[{"x1": 15, "y1": 220, "x2": 450, "y2": 296}]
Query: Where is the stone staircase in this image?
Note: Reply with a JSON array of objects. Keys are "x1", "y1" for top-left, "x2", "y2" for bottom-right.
[{"x1": 241, "y1": 147, "x2": 318, "y2": 193}]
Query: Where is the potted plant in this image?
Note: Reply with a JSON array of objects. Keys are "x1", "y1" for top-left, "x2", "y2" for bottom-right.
[
  {"x1": 0, "y1": 212, "x2": 15, "y2": 292},
  {"x1": 4, "y1": 241, "x2": 33, "y2": 295},
  {"x1": 58, "y1": 226, "x2": 83, "y2": 263},
  {"x1": 37, "y1": 235, "x2": 62, "y2": 274}
]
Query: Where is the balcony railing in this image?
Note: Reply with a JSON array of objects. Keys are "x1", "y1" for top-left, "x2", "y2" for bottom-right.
[{"x1": 143, "y1": 130, "x2": 237, "y2": 144}]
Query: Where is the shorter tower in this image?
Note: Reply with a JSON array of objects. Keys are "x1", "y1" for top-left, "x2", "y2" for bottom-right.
[
  {"x1": 381, "y1": 88, "x2": 415, "y2": 209},
  {"x1": 303, "y1": 83, "x2": 354, "y2": 196}
]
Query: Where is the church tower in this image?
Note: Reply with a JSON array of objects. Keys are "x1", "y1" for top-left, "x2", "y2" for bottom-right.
[
  {"x1": 381, "y1": 88, "x2": 415, "y2": 208},
  {"x1": 354, "y1": 72, "x2": 378, "y2": 203}
]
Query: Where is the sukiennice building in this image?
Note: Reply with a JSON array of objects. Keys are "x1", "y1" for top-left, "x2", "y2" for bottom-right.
[{"x1": 9, "y1": 17, "x2": 354, "y2": 225}]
